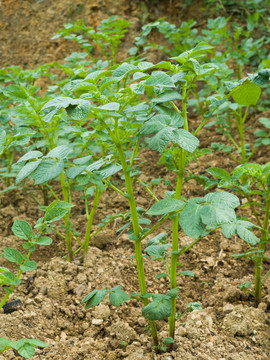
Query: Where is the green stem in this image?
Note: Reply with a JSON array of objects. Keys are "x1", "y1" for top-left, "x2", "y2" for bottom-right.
[
  {"x1": 59, "y1": 172, "x2": 73, "y2": 262},
  {"x1": 254, "y1": 187, "x2": 270, "y2": 307},
  {"x1": 84, "y1": 186, "x2": 101, "y2": 254},
  {"x1": 114, "y1": 130, "x2": 158, "y2": 346},
  {"x1": 168, "y1": 89, "x2": 188, "y2": 345}
]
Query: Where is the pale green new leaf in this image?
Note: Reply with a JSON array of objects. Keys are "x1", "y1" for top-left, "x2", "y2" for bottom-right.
[{"x1": 231, "y1": 81, "x2": 261, "y2": 106}]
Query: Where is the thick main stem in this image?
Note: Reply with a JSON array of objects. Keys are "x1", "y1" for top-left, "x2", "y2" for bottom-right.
[
  {"x1": 83, "y1": 186, "x2": 101, "y2": 254},
  {"x1": 254, "y1": 187, "x2": 270, "y2": 307},
  {"x1": 59, "y1": 172, "x2": 73, "y2": 261},
  {"x1": 115, "y1": 140, "x2": 158, "y2": 346},
  {"x1": 168, "y1": 90, "x2": 188, "y2": 346}
]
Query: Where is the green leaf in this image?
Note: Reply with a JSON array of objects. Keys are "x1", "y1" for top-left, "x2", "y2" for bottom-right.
[
  {"x1": 147, "y1": 198, "x2": 185, "y2": 215},
  {"x1": 34, "y1": 236, "x2": 53, "y2": 246},
  {"x1": 147, "y1": 233, "x2": 168, "y2": 246},
  {"x1": 20, "y1": 260, "x2": 37, "y2": 272},
  {"x1": 186, "y1": 302, "x2": 202, "y2": 312},
  {"x1": 3, "y1": 85, "x2": 28, "y2": 100},
  {"x1": 41, "y1": 97, "x2": 74, "y2": 110},
  {"x1": 144, "y1": 244, "x2": 170, "y2": 259},
  {"x1": 43, "y1": 201, "x2": 73, "y2": 223},
  {"x1": 32, "y1": 159, "x2": 64, "y2": 184},
  {"x1": 164, "y1": 337, "x2": 174, "y2": 344},
  {"x1": 112, "y1": 63, "x2": 137, "y2": 79},
  {"x1": 149, "y1": 127, "x2": 176, "y2": 152},
  {"x1": 12, "y1": 220, "x2": 32, "y2": 240},
  {"x1": 0, "y1": 271, "x2": 21, "y2": 286},
  {"x1": 179, "y1": 199, "x2": 207, "y2": 239},
  {"x1": 204, "y1": 191, "x2": 240, "y2": 209},
  {"x1": 172, "y1": 129, "x2": 199, "y2": 153},
  {"x1": 109, "y1": 286, "x2": 130, "y2": 306},
  {"x1": 3, "y1": 248, "x2": 24, "y2": 264},
  {"x1": 231, "y1": 81, "x2": 261, "y2": 106},
  {"x1": 140, "y1": 115, "x2": 171, "y2": 135},
  {"x1": 207, "y1": 167, "x2": 230, "y2": 181},
  {"x1": 46, "y1": 145, "x2": 72, "y2": 159},
  {"x1": 18, "y1": 151, "x2": 43, "y2": 163},
  {"x1": 144, "y1": 71, "x2": 175, "y2": 87},
  {"x1": 155, "y1": 272, "x2": 168, "y2": 279},
  {"x1": 259, "y1": 117, "x2": 270, "y2": 129},
  {"x1": 66, "y1": 99, "x2": 91, "y2": 120},
  {"x1": 142, "y1": 294, "x2": 172, "y2": 320},
  {"x1": 16, "y1": 159, "x2": 42, "y2": 184},
  {"x1": 82, "y1": 288, "x2": 107, "y2": 309},
  {"x1": 98, "y1": 102, "x2": 120, "y2": 111},
  {"x1": 236, "y1": 224, "x2": 260, "y2": 245},
  {"x1": 180, "y1": 270, "x2": 194, "y2": 277},
  {"x1": 98, "y1": 164, "x2": 122, "y2": 178},
  {"x1": 151, "y1": 90, "x2": 182, "y2": 103}
]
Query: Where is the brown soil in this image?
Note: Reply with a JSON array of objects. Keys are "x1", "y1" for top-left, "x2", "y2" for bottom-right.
[{"x1": 1, "y1": 1, "x2": 270, "y2": 360}]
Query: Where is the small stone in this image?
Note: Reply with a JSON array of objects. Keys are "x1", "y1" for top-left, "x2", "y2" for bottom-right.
[
  {"x1": 223, "y1": 303, "x2": 234, "y2": 314},
  {"x1": 92, "y1": 318, "x2": 103, "y2": 325},
  {"x1": 74, "y1": 284, "x2": 85, "y2": 297},
  {"x1": 94, "y1": 304, "x2": 111, "y2": 319}
]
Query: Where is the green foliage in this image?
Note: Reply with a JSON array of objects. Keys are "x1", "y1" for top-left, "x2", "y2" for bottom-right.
[{"x1": 0, "y1": 338, "x2": 48, "y2": 358}]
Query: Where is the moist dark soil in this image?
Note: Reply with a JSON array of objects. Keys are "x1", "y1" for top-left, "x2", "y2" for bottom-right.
[{"x1": 1, "y1": 1, "x2": 270, "y2": 359}]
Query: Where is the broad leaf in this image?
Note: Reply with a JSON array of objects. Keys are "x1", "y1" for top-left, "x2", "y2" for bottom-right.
[
  {"x1": 109, "y1": 286, "x2": 130, "y2": 306},
  {"x1": 32, "y1": 159, "x2": 64, "y2": 184},
  {"x1": 16, "y1": 159, "x2": 42, "y2": 184},
  {"x1": 82, "y1": 288, "x2": 107, "y2": 309},
  {"x1": 3, "y1": 248, "x2": 23, "y2": 265},
  {"x1": 142, "y1": 294, "x2": 172, "y2": 320},
  {"x1": 20, "y1": 260, "x2": 37, "y2": 272},
  {"x1": 43, "y1": 201, "x2": 73, "y2": 223},
  {"x1": 231, "y1": 81, "x2": 261, "y2": 106},
  {"x1": 12, "y1": 220, "x2": 32, "y2": 240},
  {"x1": 172, "y1": 129, "x2": 199, "y2": 153},
  {"x1": 147, "y1": 198, "x2": 185, "y2": 215},
  {"x1": 144, "y1": 71, "x2": 175, "y2": 87},
  {"x1": 46, "y1": 145, "x2": 72, "y2": 159}
]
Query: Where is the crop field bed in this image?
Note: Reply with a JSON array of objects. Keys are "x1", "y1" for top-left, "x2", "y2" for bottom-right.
[{"x1": 0, "y1": 1, "x2": 270, "y2": 359}]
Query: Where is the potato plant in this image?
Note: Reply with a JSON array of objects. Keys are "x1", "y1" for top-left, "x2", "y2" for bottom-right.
[
  {"x1": 194, "y1": 162, "x2": 270, "y2": 306},
  {"x1": 35, "y1": 43, "x2": 257, "y2": 348}
]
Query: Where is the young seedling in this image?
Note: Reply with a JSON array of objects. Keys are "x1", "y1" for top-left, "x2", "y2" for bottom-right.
[
  {"x1": 195, "y1": 162, "x2": 270, "y2": 306},
  {"x1": 0, "y1": 338, "x2": 48, "y2": 359},
  {"x1": 209, "y1": 68, "x2": 270, "y2": 163},
  {"x1": 0, "y1": 201, "x2": 73, "y2": 310}
]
